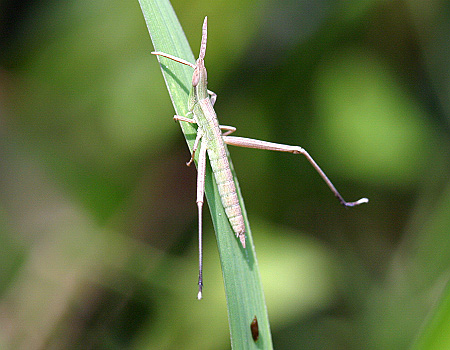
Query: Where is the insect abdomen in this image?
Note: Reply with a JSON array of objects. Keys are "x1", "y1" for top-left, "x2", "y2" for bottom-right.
[{"x1": 208, "y1": 145, "x2": 246, "y2": 247}]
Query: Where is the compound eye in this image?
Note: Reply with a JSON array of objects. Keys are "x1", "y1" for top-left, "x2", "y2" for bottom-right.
[{"x1": 192, "y1": 68, "x2": 199, "y2": 87}]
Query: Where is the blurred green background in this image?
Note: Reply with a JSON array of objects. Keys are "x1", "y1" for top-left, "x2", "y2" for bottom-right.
[{"x1": 1, "y1": 0, "x2": 449, "y2": 348}]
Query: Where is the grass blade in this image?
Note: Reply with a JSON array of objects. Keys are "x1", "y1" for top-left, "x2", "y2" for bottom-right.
[{"x1": 138, "y1": 0, "x2": 273, "y2": 348}]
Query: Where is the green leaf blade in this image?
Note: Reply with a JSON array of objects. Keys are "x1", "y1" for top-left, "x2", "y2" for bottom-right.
[{"x1": 138, "y1": 0, "x2": 273, "y2": 348}]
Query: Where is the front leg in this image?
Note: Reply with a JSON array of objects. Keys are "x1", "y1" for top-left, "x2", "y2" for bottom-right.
[
  {"x1": 222, "y1": 136, "x2": 368, "y2": 207},
  {"x1": 220, "y1": 125, "x2": 236, "y2": 136},
  {"x1": 207, "y1": 90, "x2": 217, "y2": 106}
]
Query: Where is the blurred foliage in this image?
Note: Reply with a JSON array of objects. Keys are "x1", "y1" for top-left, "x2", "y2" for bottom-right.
[{"x1": 1, "y1": 0, "x2": 450, "y2": 349}]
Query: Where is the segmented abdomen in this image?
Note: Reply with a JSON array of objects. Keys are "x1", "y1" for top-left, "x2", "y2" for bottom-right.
[{"x1": 208, "y1": 145, "x2": 245, "y2": 235}]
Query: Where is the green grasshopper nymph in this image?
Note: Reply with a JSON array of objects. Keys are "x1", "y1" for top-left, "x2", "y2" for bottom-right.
[{"x1": 152, "y1": 17, "x2": 368, "y2": 299}]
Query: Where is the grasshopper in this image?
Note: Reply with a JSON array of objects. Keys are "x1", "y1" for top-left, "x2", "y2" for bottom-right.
[{"x1": 152, "y1": 17, "x2": 368, "y2": 299}]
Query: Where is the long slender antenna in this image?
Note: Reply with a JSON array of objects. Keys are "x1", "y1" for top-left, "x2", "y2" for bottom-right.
[{"x1": 199, "y1": 16, "x2": 208, "y2": 60}]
